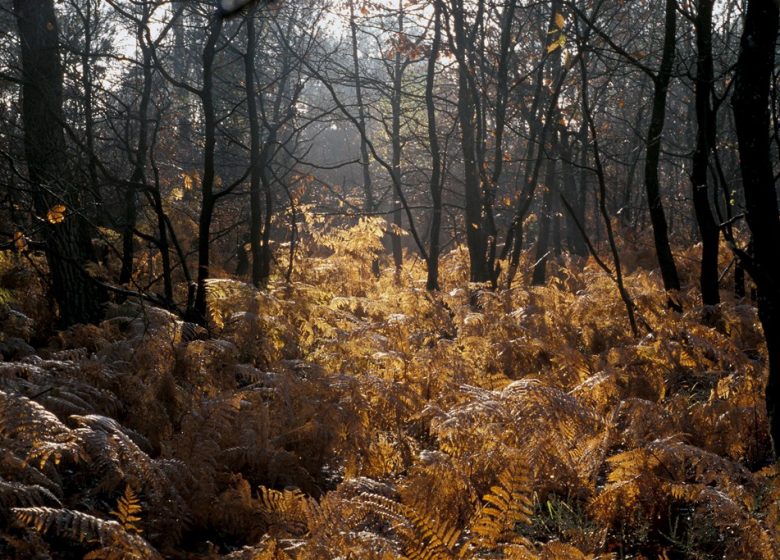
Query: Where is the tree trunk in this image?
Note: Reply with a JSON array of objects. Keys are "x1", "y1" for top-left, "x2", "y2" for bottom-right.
[
  {"x1": 645, "y1": 0, "x2": 682, "y2": 308},
  {"x1": 121, "y1": 5, "x2": 154, "y2": 288},
  {"x1": 390, "y1": 0, "x2": 404, "y2": 272},
  {"x1": 80, "y1": 0, "x2": 99, "y2": 201},
  {"x1": 691, "y1": 0, "x2": 720, "y2": 306},
  {"x1": 259, "y1": 139, "x2": 274, "y2": 283},
  {"x1": 560, "y1": 129, "x2": 587, "y2": 256},
  {"x1": 505, "y1": 0, "x2": 565, "y2": 286},
  {"x1": 577, "y1": 33, "x2": 639, "y2": 337},
  {"x1": 732, "y1": 0, "x2": 780, "y2": 457},
  {"x1": 532, "y1": 131, "x2": 559, "y2": 285},
  {"x1": 245, "y1": 9, "x2": 264, "y2": 287},
  {"x1": 425, "y1": 2, "x2": 443, "y2": 291},
  {"x1": 173, "y1": 1, "x2": 194, "y2": 165},
  {"x1": 447, "y1": 0, "x2": 489, "y2": 283},
  {"x1": 13, "y1": 0, "x2": 105, "y2": 326},
  {"x1": 349, "y1": 0, "x2": 375, "y2": 213},
  {"x1": 192, "y1": 15, "x2": 223, "y2": 324}
]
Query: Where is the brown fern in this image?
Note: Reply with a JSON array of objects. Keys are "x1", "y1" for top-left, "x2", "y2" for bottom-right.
[{"x1": 13, "y1": 506, "x2": 162, "y2": 559}]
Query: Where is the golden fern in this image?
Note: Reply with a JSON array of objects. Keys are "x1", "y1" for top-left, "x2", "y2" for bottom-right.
[
  {"x1": 0, "y1": 389, "x2": 70, "y2": 444},
  {"x1": 257, "y1": 486, "x2": 311, "y2": 537},
  {"x1": 220, "y1": 535, "x2": 294, "y2": 559},
  {"x1": 539, "y1": 541, "x2": 614, "y2": 559},
  {"x1": 359, "y1": 492, "x2": 461, "y2": 559},
  {"x1": 13, "y1": 506, "x2": 162, "y2": 559},
  {"x1": 470, "y1": 461, "x2": 533, "y2": 548},
  {"x1": 110, "y1": 484, "x2": 143, "y2": 534}
]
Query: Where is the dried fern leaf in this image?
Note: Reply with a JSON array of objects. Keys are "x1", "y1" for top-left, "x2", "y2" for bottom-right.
[
  {"x1": 110, "y1": 484, "x2": 143, "y2": 534},
  {"x1": 0, "y1": 390, "x2": 70, "y2": 443},
  {"x1": 359, "y1": 492, "x2": 461, "y2": 559},
  {"x1": 13, "y1": 506, "x2": 161, "y2": 559},
  {"x1": 470, "y1": 462, "x2": 533, "y2": 548},
  {"x1": 258, "y1": 486, "x2": 311, "y2": 537},
  {"x1": 0, "y1": 478, "x2": 61, "y2": 510}
]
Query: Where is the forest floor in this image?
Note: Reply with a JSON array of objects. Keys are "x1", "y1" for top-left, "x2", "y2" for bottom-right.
[{"x1": 0, "y1": 220, "x2": 778, "y2": 559}]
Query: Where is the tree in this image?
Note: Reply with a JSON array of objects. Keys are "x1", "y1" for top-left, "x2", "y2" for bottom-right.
[
  {"x1": 443, "y1": 0, "x2": 520, "y2": 286},
  {"x1": 689, "y1": 0, "x2": 721, "y2": 307},
  {"x1": 731, "y1": 0, "x2": 780, "y2": 458},
  {"x1": 570, "y1": 0, "x2": 683, "y2": 309},
  {"x1": 13, "y1": 0, "x2": 106, "y2": 326},
  {"x1": 348, "y1": 0, "x2": 375, "y2": 214},
  {"x1": 644, "y1": 0, "x2": 682, "y2": 308},
  {"x1": 425, "y1": 0, "x2": 443, "y2": 290}
]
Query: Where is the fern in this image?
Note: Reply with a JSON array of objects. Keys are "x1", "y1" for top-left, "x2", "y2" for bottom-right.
[
  {"x1": 0, "y1": 477, "x2": 61, "y2": 511},
  {"x1": 0, "y1": 221, "x2": 775, "y2": 558},
  {"x1": 0, "y1": 390, "x2": 70, "y2": 444},
  {"x1": 470, "y1": 461, "x2": 533, "y2": 548},
  {"x1": 257, "y1": 486, "x2": 311, "y2": 537},
  {"x1": 359, "y1": 492, "x2": 461, "y2": 559},
  {"x1": 13, "y1": 506, "x2": 162, "y2": 559},
  {"x1": 110, "y1": 484, "x2": 143, "y2": 534}
]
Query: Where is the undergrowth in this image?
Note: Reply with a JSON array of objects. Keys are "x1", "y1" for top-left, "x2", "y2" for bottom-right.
[{"x1": 0, "y1": 220, "x2": 777, "y2": 559}]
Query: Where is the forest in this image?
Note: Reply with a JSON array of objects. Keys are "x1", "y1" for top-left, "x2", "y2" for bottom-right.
[{"x1": 0, "y1": 0, "x2": 779, "y2": 558}]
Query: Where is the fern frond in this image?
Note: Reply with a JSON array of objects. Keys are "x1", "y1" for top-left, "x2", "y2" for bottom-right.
[
  {"x1": 110, "y1": 484, "x2": 143, "y2": 534},
  {"x1": 359, "y1": 492, "x2": 460, "y2": 559},
  {"x1": 0, "y1": 478, "x2": 61, "y2": 511},
  {"x1": 470, "y1": 461, "x2": 533, "y2": 548},
  {"x1": 258, "y1": 486, "x2": 311, "y2": 537},
  {"x1": 540, "y1": 541, "x2": 602, "y2": 559},
  {"x1": 0, "y1": 444, "x2": 62, "y2": 497},
  {"x1": 0, "y1": 390, "x2": 70, "y2": 443},
  {"x1": 13, "y1": 506, "x2": 162, "y2": 559}
]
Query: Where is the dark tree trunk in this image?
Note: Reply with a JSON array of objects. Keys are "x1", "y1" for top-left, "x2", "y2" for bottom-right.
[
  {"x1": 457, "y1": 68, "x2": 488, "y2": 282},
  {"x1": 425, "y1": 2, "x2": 443, "y2": 291},
  {"x1": 448, "y1": 0, "x2": 490, "y2": 283},
  {"x1": 577, "y1": 34, "x2": 639, "y2": 337},
  {"x1": 13, "y1": 0, "x2": 105, "y2": 326},
  {"x1": 79, "y1": 0, "x2": 99, "y2": 201},
  {"x1": 577, "y1": 120, "x2": 589, "y2": 246},
  {"x1": 121, "y1": 7, "x2": 154, "y2": 288},
  {"x1": 645, "y1": 0, "x2": 682, "y2": 307},
  {"x1": 173, "y1": 1, "x2": 193, "y2": 164},
  {"x1": 236, "y1": 234, "x2": 250, "y2": 277},
  {"x1": 560, "y1": 129, "x2": 587, "y2": 256},
  {"x1": 505, "y1": 0, "x2": 564, "y2": 286},
  {"x1": 691, "y1": 0, "x2": 720, "y2": 306},
  {"x1": 532, "y1": 131, "x2": 559, "y2": 285},
  {"x1": 349, "y1": 0, "x2": 374, "y2": 213},
  {"x1": 391, "y1": 4, "x2": 404, "y2": 272},
  {"x1": 245, "y1": 10, "x2": 263, "y2": 287},
  {"x1": 259, "y1": 139, "x2": 274, "y2": 283},
  {"x1": 192, "y1": 15, "x2": 223, "y2": 324},
  {"x1": 732, "y1": 0, "x2": 780, "y2": 457}
]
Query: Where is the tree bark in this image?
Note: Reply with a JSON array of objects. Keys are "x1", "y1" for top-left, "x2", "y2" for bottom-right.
[
  {"x1": 645, "y1": 0, "x2": 682, "y2": 308},
  {"x1": 732, "y1": 0, "x2": 780, "y2": 457},
  {"x1": 13, "y1": 0, "x2": 105, "y2": 326},
  {"x1": 560, "y1": 129, "x2": 587, "y2": 256},
  {"x1": 691, "y1": 0, "x2": 720, "y2": 306},
  {"x1": 390, "y1": 0, "x2": 404, "y2": 272},
  {"x1": 577, "y1": 32, "x2": 639, "y2": 337},
  {"x1": 120, "y1": 3, "x2": 154, "y2": 288},
  {"x1": 448, "y1": 0, "x2": 490, "y2": 283},
  {"x1": 349, "y1": 0, "x2": 375, "y2": 213},
  {"x1": 425, "y1": 1, "x2": 443, "y2": 291},
  {"x1": 532, "y1": 131, "x2": 559, "y2": 285},
  {"x1": 245, "y1": 9, "x2": 264, "y2": 287},
  {"x1": 192, "y1": 15, "x2": 223, "y2": 324}
]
